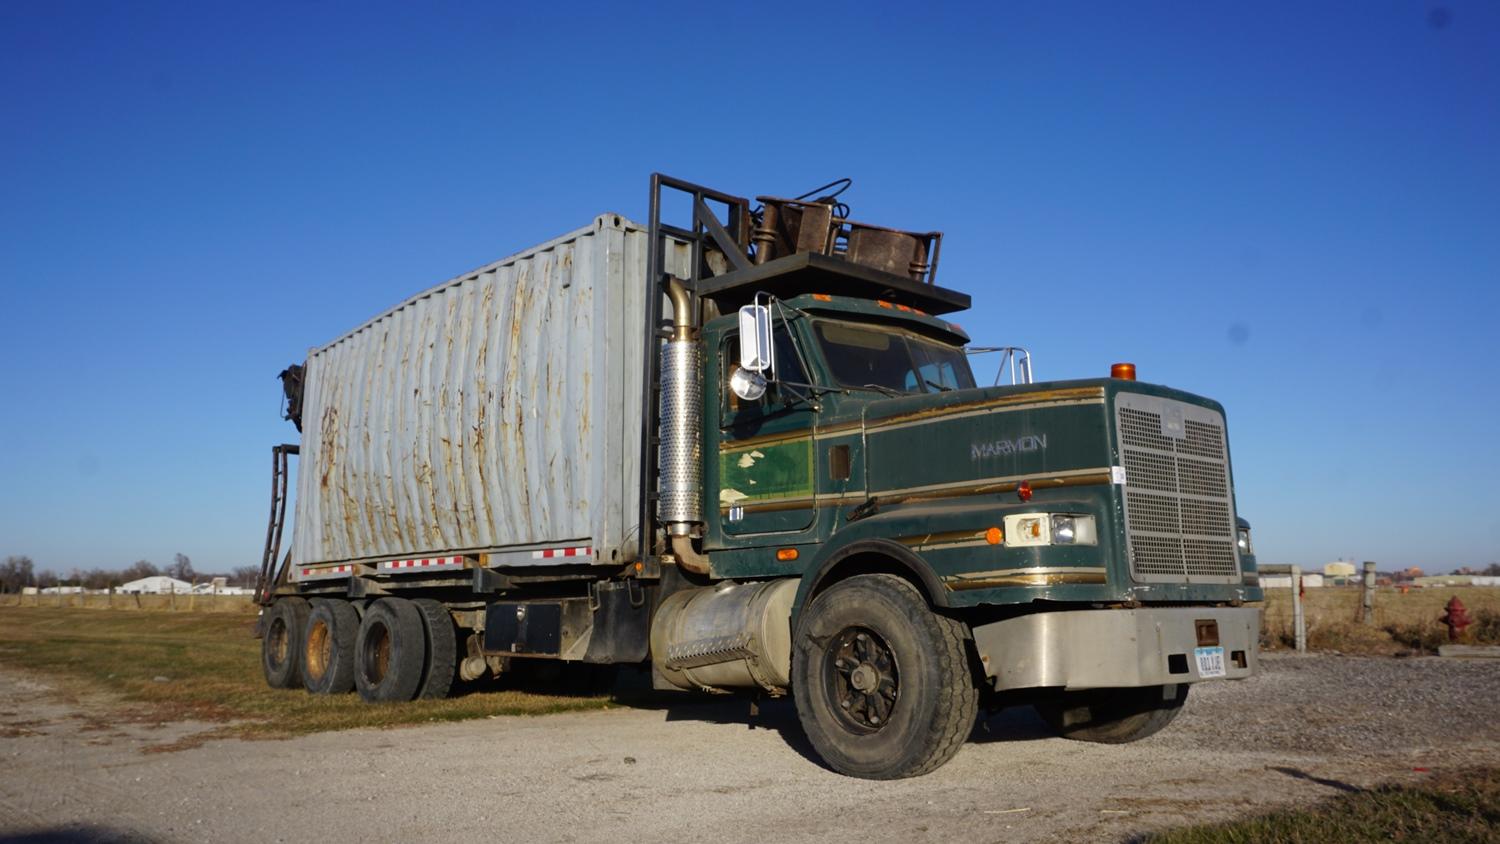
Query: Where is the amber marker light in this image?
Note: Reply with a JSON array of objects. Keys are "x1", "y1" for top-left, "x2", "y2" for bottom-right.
[
  {"x1": 1111, "y1": 362, "x2": 1137, "y2": 381},
  {"x1": 1017, "y1": 481, "x2": 1033, "y2": 502},
  {"x1": 985, "y1": 527, "x2": 1003, "y2": 545},
  {"x1": 812, "y1": 293, "x2": 832, "y2": 302},
  {"x1": 776, "y1": 548, "x2": 799, "y2": 562}
]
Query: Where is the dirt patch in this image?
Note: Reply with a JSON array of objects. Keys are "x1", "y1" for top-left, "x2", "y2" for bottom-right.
[{"x1": 1, "y1": 655, "x2": 1497, "y2": 843}]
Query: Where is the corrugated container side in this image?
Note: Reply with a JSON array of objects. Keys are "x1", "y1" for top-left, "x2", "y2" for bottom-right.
[{"x1": 292, "y1": 214, "x2": 681, "y2": 568}]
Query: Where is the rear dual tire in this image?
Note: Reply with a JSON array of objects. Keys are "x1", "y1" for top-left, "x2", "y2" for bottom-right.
[
  {"x1": 303, "y1": 599, "x2": 360, "y2": 695},
  {"x1": 350, "y1": 597, "x2": 459, "y2": 702},
  {"x1": 262, "y1": 597, "x2": 310, "y2": 689},
  {"x1": 411, "y1": 598, "x2": 457, "y2": 700},
  {"x1": 263, "y1": 596, "x2": 458, "y2": 702},
  {"x1": 354, "y1": 598, "x2": 427, "y2": 702}
]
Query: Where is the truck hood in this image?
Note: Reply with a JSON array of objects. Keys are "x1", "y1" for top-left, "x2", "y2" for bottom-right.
[{"x1": 859, "y1": 381, "x2": 1117, "y2": 500}]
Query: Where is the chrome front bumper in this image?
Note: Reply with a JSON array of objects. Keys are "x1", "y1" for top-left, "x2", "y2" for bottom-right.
[{"x1": 970, "y1": 606, "x2": 1260, "y2": 691}]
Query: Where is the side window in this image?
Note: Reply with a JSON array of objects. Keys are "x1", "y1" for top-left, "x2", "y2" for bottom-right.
[
  {"x1": 724, "y1": 334, "x2": 745, "y2": 416},
  {"x1": 721, "y1": 326, "x2": 809, "y2": 418},
  {"x1": 772, "y1": 325, "x2": 809, "y2": 387}
]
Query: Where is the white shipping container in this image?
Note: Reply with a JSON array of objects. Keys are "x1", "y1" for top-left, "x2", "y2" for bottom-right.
[{"x1": 292, "y1": 214, "x2": 683, "y2": 570}]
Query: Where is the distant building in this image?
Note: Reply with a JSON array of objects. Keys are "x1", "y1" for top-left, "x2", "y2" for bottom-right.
[
  {"x1": 1260, "y1": 572, "x2": 1325, "y2": 589},
  {"x1": 190, "y1": 578, "x2": 254, "y2": 596},
  {"x1": 119, "y1": 575, "x2": 193, "y2": 594},
  {"x1": 1413, "y1": 575, "x2": 1500, "y2": 588},
  {"x1": 1323, "y1": 561, "x2": 1357, "y2": 579}
]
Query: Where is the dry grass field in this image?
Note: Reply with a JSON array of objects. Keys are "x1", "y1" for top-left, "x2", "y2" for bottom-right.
[
  {"x1": 0, "y1": 591, "x2": 257, "y2": 613},
  {"x1": 1259, "y1": 586, "x2": 1500, "y2": 654},
  {"x1": 0, "y1": 605, "x2": 613, "y2": 744}
]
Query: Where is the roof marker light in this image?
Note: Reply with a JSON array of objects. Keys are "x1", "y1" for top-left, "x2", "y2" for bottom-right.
[{"x1": 1111, "y1": 362, "x2": 1137, "y2": 381}]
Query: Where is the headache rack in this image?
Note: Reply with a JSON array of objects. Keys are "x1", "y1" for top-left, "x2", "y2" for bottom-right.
[{"x1": 637, "y1": 174, "x2": 972, "y2": 564}]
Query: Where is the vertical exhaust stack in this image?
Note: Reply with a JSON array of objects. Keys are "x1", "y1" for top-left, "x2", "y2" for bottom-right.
[{"x1": 659, "y1": 279, "x2": 710, "y2": 574}]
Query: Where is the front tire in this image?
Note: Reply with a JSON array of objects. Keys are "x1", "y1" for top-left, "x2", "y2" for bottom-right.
[
  {"x1": 1035, "y1": 684, "x2": 1188, "y2": 743},
  {"x1": 792, "y1": 574, "x2": 978, "y2": 779},
  {"x1": 261, "y1": 597, "x2": 310, "y2": 690}
]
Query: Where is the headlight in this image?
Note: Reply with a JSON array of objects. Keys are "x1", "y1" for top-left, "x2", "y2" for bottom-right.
[
  {"x1": 1003, "y1": 513, "x2": 1097, "y2": 547},
  {"x1": 1051, "y1": 515, "x2": 1077, "y2": 544},
  {"x1": 1237, "y1": 527, "x2": 1253, "y2": 555}
]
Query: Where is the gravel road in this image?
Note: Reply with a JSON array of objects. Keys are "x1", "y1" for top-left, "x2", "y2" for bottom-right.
[{"x1": 1, "y1": 654, "x2": 1497, "y2": 843}]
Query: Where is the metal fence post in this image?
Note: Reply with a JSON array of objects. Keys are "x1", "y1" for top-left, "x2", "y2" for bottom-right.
[
  {"x1": 1291, "y1": 565, "x2": 1306, "y2": 654},
  {"x1": 1361, "y1": 561, "x2": 1376, "y2": 625}
]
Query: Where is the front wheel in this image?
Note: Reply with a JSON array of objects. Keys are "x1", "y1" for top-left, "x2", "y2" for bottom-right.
[
  {"x1": 1034, "y1": 684, "x2": 1188, "y2": 743},
  {"x1": 792, "y1": 574, "x2": 978, "y2": 779}
]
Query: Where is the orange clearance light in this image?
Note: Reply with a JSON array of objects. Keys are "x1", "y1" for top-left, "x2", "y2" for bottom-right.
[
  {"x1": 776, "y1": 548, "x2": 799, "y2": 562},
  {"x1": 877, "y1": 300, "x2": 894, "y2": 309},
  {"x1": 985, "y1": 527, "x2": 1003, "y2": 545},
  {"x1": 1111, "y1": 362, "x2": 1137, "y2": 381},
  {"x1": 812, "y1": 293, "x2": 832, "y2": 302},
  {"x1": 634, "y1": 561, "x2": 644, "y2": 573},
  {"x1": 1017, "y1": 480, "x2": 1033, "y2": 502}
]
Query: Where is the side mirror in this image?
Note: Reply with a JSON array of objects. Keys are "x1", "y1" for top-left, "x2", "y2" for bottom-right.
[
  {"x1": 738, "y1": 305, "x2": 773, "y2": 373},
  {"x1": 732, "y1": 304, "x2": 774, "y2": 402}
]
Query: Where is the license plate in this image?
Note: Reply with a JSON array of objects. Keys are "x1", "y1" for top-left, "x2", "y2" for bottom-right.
[{"x1": 1195, "y1": 646, "x2": 1226, "y2": 678}]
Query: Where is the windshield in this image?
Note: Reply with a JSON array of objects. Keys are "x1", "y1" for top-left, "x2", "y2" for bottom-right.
[{"x1": 814, "y1": 320, "x2": 976, "y2": 394}]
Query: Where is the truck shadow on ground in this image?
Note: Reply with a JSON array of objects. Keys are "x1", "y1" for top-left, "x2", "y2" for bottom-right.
[
  {"x1": 466, "y1": 664, "x2": 1058, "y2": 771},
  {"x1": 605, "y1": 676, "x2": 1059, "y2": 770},
  {"x1": 0, "y1": 826, "x2": 153, "y2": 844}
]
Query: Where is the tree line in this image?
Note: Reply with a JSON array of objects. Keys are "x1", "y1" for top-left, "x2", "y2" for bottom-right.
[{"x1": 0, "y1": 554, "x2": 261, "y2": 593}]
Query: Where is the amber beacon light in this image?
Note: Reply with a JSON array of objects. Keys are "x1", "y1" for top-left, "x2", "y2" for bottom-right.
[{"x1": 1111, "y1": 362, "x2": 1137, "y2": 381}]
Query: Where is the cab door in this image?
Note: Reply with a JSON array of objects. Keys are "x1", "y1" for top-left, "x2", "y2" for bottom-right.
[{"x1": 710, "y1": 326, "x2": 819, "y2": 540}]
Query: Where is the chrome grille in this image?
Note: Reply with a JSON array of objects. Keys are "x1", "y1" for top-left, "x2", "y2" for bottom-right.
[{"x1": 1116, "y1": 395, "x2": 1239, "y2": 583}]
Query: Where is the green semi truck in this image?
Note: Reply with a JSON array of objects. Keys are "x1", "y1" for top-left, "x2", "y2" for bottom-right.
[{"x1": 257, "y1": 174, "x2": 1261, "y2": 779}]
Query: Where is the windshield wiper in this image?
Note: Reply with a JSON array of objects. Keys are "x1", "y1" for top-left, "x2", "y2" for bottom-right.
[
  {"x1": 925, "y1": 379, "x2": 951, "y2": 393},
  {"x1": 846, "y1": 383, "x2": 903, "y2": 397}
]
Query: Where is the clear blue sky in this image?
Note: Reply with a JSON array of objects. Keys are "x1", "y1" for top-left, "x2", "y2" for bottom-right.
[{"x1": 2, "y1": 2, "x2": 1496, "y2": 575}]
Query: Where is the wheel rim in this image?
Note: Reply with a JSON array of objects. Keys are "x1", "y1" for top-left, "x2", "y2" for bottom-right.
[
  {"x1": 363, "y1": 620, "x2": 391, "y2": 685},
  {"x1": 824, "y1": 626, "x2": 899, "y2": 733},
  {"x1": 306, "y1": 619, "x2": 331, "y2": 681},
  {"x1": 269, "y1": 618, "x2": 289, "y2": 665}
]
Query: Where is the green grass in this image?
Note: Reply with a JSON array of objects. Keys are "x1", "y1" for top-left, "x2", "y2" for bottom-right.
[
  {"x1": 1137, "y1": 768, "x2": 1500, "y2": 843},
  {"x1": 0, "y1": 606, "x2": 615, "y2": 741}
]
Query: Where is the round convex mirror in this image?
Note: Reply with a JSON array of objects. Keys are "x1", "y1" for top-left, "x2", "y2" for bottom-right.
[{"x1": 730, "y1": 366, "x2": 767, "y2": 402}]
